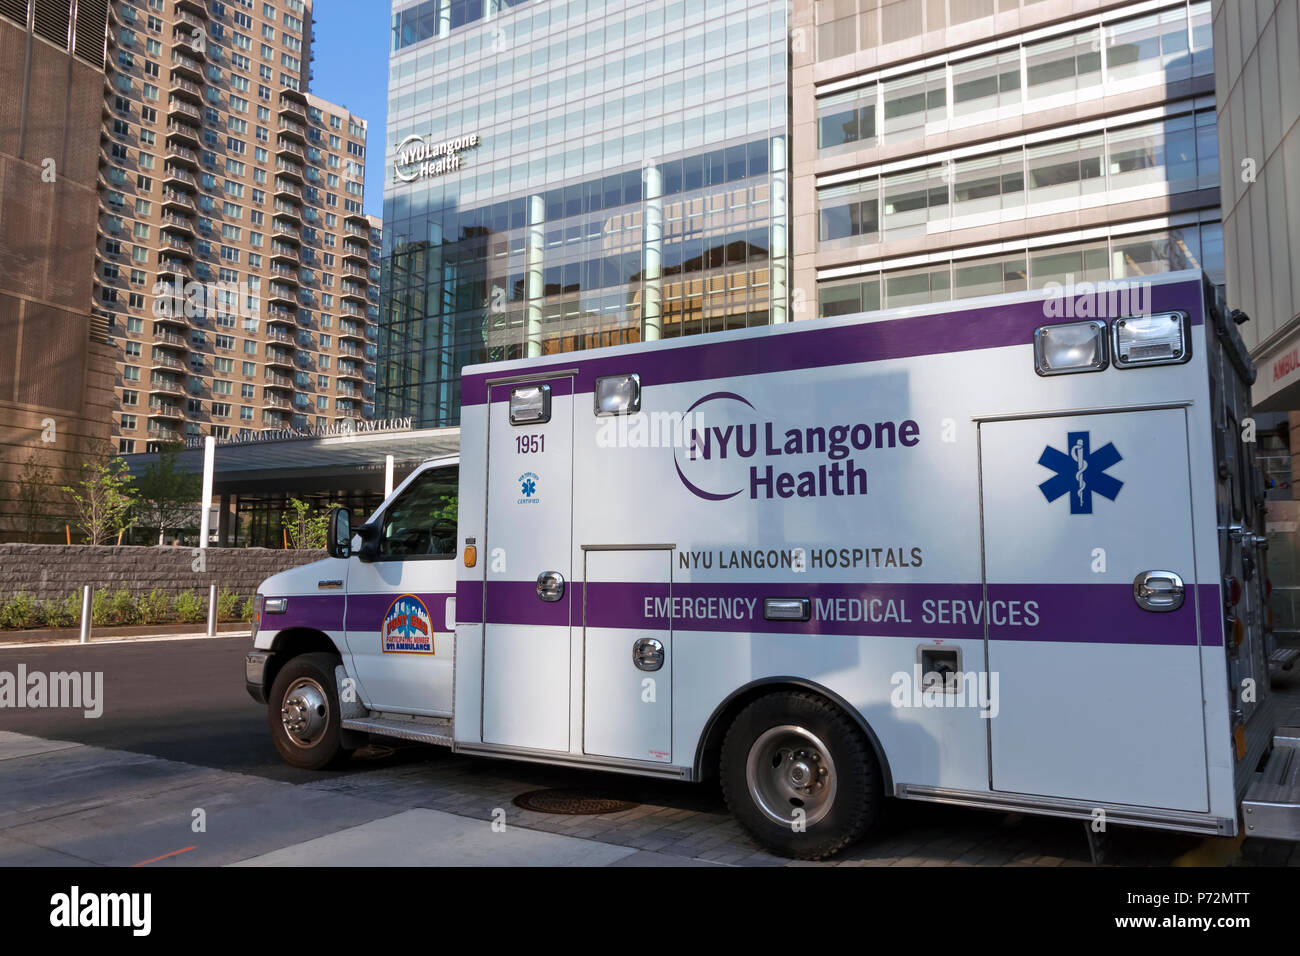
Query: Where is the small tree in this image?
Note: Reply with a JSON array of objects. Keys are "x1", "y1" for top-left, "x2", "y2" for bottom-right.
[
  {"x1": 282, "y1": 498, "x2": 333, "y2": 550},
  {"x1": 9, "y1": 452, "x2": 58, "y2": 542},
  {"x1": 62, "y1": 457, "x2": 139, "y2": 545},
  {"x1": 134, "y1": 443, "x2": 201, "y2": 545}
]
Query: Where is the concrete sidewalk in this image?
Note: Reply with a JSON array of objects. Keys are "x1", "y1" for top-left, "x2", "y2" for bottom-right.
[
  {"x1": 0, "y1": 731, "x2": 719, "y2": 867},
  {"x1": 0, "y1": 628, "x2": 248, "y2": 649}
]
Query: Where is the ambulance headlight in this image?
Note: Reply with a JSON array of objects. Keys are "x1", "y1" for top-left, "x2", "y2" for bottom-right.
[
  {"x1": 594, "y1": 373, "x2": 641, "y2": 416},
  {"x1": 1033, "y1": 321, "x2": 1108, "y2": 376},
  {"x1": 1112, "y1": 311, "x2": 1189, "y2": 368},
  {"x1": 509, "y1": 384, "x2": 551, "y2": 424}
]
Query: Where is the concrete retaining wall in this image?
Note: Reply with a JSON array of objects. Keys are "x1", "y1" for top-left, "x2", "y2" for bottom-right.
[{"x1": 0, "y1": 544, "x2": 326, "y2": 602}]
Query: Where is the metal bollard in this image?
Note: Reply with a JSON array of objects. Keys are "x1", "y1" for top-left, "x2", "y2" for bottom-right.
[
  {"x1": 80, "y1": 586, "x2": 92, "y2": 644},
  {"x1": 207, "y1": 583, "x2": 217, "y2": 637}
]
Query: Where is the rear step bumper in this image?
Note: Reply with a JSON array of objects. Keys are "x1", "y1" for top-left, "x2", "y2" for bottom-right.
[{"x1": 1242, "y1": 728, "x2": 1300, "y2": 840}]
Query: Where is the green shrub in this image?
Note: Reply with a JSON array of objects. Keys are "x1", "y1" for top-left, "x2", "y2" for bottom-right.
[
  {"x1": 240, "y1": 597, "x2": 255, "y2": 622},
  {"x1": 37, "y1": 594, "x2": 81, "y2": 629},
  {"x1": 106, "y1": 588, "x2": 138, "y2": 626},
  {"x1": 91, "y1": 589, "x2": 111, "y2": 626},
  {"x1": 173, "y1": 589, "x2": 205, "y2": 624},
  {"x1": 217, "y1": 588, "x2": 241, "y2": 622},
  {"x1": 138, "y1": 589, "x2": 172, "y2": 625},
  {"x1": 0, "y1": 592, "x2": 38, "y2": 630}
]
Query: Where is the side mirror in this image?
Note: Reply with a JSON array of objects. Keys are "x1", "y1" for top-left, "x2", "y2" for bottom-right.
[
  {"x1": 326, "y1": 507, "x2": 352, "y2": 559},
  {"x1": 355, "y1": 520, "x2": 380, "y2": 563}
]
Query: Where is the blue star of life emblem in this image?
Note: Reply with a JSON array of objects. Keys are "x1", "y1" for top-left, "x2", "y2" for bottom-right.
[{"x1": 1037, "y1": 431, "x2": 1122, "y2": 514}]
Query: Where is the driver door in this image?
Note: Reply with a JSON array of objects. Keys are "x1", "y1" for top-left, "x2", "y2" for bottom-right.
[{"x1": 344, "y1": 464, "x2": 458, "y2": 715}]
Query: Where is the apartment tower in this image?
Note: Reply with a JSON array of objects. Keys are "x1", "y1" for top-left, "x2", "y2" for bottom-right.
[{"x1": 97, "y1": 0, "x2": 380, "y2": 453}]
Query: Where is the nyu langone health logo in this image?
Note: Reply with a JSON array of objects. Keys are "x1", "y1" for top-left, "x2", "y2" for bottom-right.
[
  {"x1": 673, "y1": 392, "x2": 921, "y2": 502},
  {"x1": 1037, "y1": 431, "x2": 1123, "y2": 514}
]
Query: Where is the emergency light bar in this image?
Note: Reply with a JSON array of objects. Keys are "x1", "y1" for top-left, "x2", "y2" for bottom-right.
[
  {"x1": 1033, "y1": 320, "x2": 1108, "y2": 376},
  {"x1": 1112, "y1": 311, "x2": 1190, "y2": 368}
]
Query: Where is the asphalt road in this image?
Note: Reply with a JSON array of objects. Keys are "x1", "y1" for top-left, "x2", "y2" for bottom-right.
[{"x1": 0, "y1": 636, "x2": 349, "y2": 783}]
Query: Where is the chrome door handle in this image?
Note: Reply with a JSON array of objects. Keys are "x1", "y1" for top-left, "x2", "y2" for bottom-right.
[
  {"x1": 536, "y1": 571, "x2": 565, "y2": 602},
  {"x1": 1132, "y1": 570, "x2": 1185, "y2": 612}
]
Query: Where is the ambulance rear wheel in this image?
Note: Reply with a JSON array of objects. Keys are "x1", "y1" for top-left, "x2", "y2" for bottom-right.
[
  {"x1": 268, "y1": 652, "x2": 352, "y2": 770},
  {"x1": 721, "y1": 691, "x2": 881, "y2": 859}
]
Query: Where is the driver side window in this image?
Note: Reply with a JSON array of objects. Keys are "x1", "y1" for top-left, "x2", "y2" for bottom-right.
[{"x1": 377, "y1": 466, "x2": 458, "y2": 559}]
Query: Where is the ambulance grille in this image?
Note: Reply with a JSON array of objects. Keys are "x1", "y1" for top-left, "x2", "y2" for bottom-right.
[{"x1": 513, "y1": 789, "x2": 638, "y2": 816}]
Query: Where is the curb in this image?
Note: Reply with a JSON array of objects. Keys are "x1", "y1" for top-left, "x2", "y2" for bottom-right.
[{"x1": 0, "y1": 622, "x2": 251, "y2": 646}]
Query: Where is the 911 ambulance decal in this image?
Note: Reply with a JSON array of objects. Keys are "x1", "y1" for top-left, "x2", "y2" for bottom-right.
[
  {"x1": 1037, "y1": 431, "x2": 1123, "y2": 514},
  {"x1": 381, "y1": 594, "x2": 434, "y2": 654}
]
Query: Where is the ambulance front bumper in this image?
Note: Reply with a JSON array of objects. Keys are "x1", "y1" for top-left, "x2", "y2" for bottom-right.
[{"x1": 245, "y1": 651, "x2": 272, "y2": 704}]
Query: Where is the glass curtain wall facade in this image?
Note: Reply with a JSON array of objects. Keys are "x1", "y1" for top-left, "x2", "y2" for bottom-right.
[
  {"x1": 380, "y1": 0, "x2": 789, "y2": 428},
  {"x1": 793, "y1": 0, "x2": 1223, "y2": 320}
]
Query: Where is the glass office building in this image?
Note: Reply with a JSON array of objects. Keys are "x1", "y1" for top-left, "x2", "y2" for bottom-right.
[{"x1": 379, "y1": 0, "x2": 789, "y2": 427}]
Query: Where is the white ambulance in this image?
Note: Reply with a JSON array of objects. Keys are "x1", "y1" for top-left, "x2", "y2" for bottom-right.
[{"x1": 245, "y1": 270, "x2": 1300, "y2": 859}]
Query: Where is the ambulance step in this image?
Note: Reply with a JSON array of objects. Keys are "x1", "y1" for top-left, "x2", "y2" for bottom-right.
[
  {"x1": 341, "y1": 714, "x2": 453, "y2": 747},
  {"x1": 1269, "y1": 647, "x2": 1300, "y2": 672},
  {"x1": 1241, "y1": 731, "x2": 1300, "y2": 841}
]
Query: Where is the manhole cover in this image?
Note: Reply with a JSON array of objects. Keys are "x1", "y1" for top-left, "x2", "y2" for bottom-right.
[{"x1": 513, "y1": 788, "x2": 638, "y2": 815}]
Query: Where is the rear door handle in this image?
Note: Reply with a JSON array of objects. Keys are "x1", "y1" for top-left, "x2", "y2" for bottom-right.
[{"x1": 1132, "y1": 570, "x2": 1185, "y2": 612}]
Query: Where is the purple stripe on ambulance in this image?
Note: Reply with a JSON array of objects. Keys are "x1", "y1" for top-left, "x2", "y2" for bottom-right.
[
  {"x1": 461, "y1": 279, "x2": 1207, "y2": 407},
  {"x1": 344, "y1": 592, "x2": 454, "y2": 632},
  {"x1": 465, "y1": 580, "x2": 1219, "y2": 646},
  {"x1": 266, "y1": 593, "x2": 346, "y2": 632}
]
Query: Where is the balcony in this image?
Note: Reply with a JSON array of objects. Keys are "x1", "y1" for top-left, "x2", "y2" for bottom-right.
[
  {"x1": 266, "y1": 327, "x2": 294, "y2": 345},
  {"x1": 341, "y1": 242, "x2": 368, "y2": 264},
  {"x1": 168, "y1": 74, "x2": 204, "y2": 103},
  {"x1": 170, "y1": 52, "x2": 203, "y2": 81},
  {"x1": 345, "y1": 211, "x2": 369, "y2": 228},
  {"x1": 159, "y1": 211, "x2": 195, "y2": 238},
  {"x1": 272, "y1": 177, "x2": 304, "y2": 200},
  {"x1": 268, "y1": 281, "x2": 298, "y2": 304},
  {"x1": 264, "y1": 371, "x2": 293, "y2": 390},
  {"x1": 147, "y1": 401, "x2": 185, "y2": 420},
  {"x1": 341, "y1": 262, "x2": 369, "y2": 281},
  {"x1": 340, "y1": 281, "x2": 366, "y2": 302},
  {"x1": 337, "y1": 363, "x2": 364, "y2": 382},
  {"x1": 268, "y1": 262, "x2": 298, "y2": 281},
  {"x1": 275, "y1": 139, "x2": 305, "y2": 160},
  {"x1": 162, "y1": 165, "x2": 197, "y2": 190},
  {"x1": 338, "y1": 342, "x2": 363, "y2": 358},
  {"x1": 339, "y1": 321, "x2": 364, "y2": 341},
  {"x1": 278, "y1": 117, "x2": 307, "y2": 142},
  {"x1": 166, "y1": 120, "x2": 201, "y2": 148},
  {"x1": 265, "y1": 307, "x2": 296, "y2": 330},
  {"x1": 166, "y1": 97, "x2": 202, "y2": 122},
  {"x1": 343, "y1": 222, "x2": 370, "y2": 242},
  {"x1": 149, "y1": 374, "x2": 185, "y2": 396},
  {"x1": 175, "y1": 8, "x2": 206, "y2": 32},
  {"x1": 337, "y1": 383, "x2": 362, "y2": 398},
  {"x1": 277, "y1": 96, "x2": 307, "y2": 121},
  {"x1": 149, "y1": 348, "x2": 187, "y2": 371},
  {"x1": 263, "y1": 394, "x2": 292, "y2": 410},
  {"x1": 269, "y1": 242, "x2": 299, "y2": 263},
  {"x1": 160, "y1": 236, "x2": 195, "y2": 260},
  {"x1": 272, "y1": 199, "x2": 302, "y2": 223},
  {"x1": 158, "y1": 259, "x2": 194, "y2": 281},
  {"x1": 165, "y1": 141, "x2": 200, "y2": 169},
  {"x1": 265, "y1": 347, "x2": 294, "y2": 369},
  {"x1": 272, "y1": 219, "x2": 301, "y2": 242},
  {"x1": 175, "y1": 0, "x2": 207, "y2": 18},
  {"x1": 148, "y1": 424, "x2": 183, "y2": 441},
  {"x1": 275, "y1": 158, "x2": 305, "y2": 183},
  {"x1": 161, "y1": 188, "x2": 196, "y2": 213}
]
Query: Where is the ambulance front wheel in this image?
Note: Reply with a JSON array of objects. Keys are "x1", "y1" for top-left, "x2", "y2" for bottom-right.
[
  {"x1": 721, "y1": 691, "x2": 882, "y2": 859},
  {"x1": 268, "y1": 652, "x2": 352, "y2": 770}
]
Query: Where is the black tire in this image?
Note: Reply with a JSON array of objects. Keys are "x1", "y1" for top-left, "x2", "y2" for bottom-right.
[
  {"x1": 720, "y1": 691, "x2": 882, "y2": 859},
  {"x1": 267, "y1": 652, "x2": 352, "y2": 770}
]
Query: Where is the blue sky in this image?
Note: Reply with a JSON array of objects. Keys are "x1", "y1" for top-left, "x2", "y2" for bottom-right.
[{"x1": 308, "y1": 0, "x2": 391, "y2": 218}]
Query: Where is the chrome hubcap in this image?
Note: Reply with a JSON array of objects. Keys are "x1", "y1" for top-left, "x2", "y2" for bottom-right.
[
  {"x1": 745, "y1": 725, "x2": 837, "y2": 828},
  {"x1": 280, "y1": 677, "x2": 329, "y2": 747}
]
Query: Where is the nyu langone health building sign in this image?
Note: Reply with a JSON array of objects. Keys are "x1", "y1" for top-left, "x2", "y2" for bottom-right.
[{"x1": 392, "y1": 132, "x2": 480, "y2": 183}]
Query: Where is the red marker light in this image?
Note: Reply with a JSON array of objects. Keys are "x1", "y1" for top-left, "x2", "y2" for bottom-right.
[
  {"x1": 1266, "y1": 578, "x2": 1273, "y2": 599},
  {"x1": 1228, "y1": 577, "x2": 1242, "y2": 606}
]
